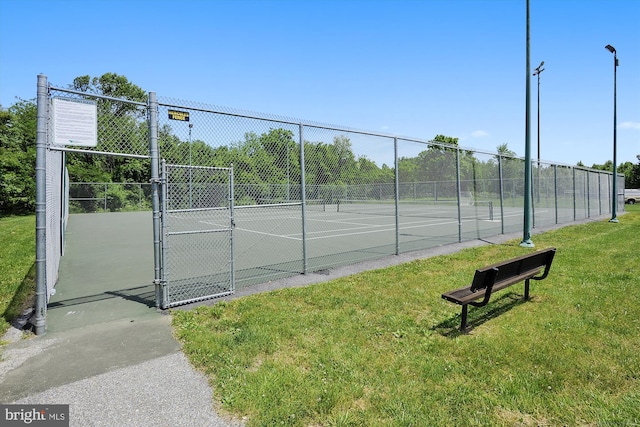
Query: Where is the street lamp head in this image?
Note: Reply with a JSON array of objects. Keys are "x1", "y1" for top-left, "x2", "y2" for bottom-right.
[
  {"x1": 533, "y1": 61, "x2": 545, "y2": 76},
  {"x1": 605, "y1": 44, "x2": 616, "y2": 54}
]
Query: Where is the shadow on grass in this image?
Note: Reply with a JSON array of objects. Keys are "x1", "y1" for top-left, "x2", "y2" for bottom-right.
[
  {"x1": 434, "y1": 292, "x2": 532, "y2": 337},
  {"x1": 2, "y1": 263, "x2": 36, "y2": 333}
]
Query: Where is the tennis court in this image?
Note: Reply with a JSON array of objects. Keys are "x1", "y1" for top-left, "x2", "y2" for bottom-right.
[
  {"x1": 49, "y1": 195, "x2": 592, "y2": 313},
  {"x1": 164, "y1": 198, "x2": 509, "y2": 292},
  {"x1": 46, "y1": 196, "x2": 604, "y2": 321}
]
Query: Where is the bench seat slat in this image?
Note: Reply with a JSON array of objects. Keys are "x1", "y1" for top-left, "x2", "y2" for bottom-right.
[{"x1": 441, "y1": 268, "x2": 542, "y2": 305}]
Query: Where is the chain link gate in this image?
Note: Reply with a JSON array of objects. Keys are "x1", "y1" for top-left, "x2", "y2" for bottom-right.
[{"x1": 159, "y1": 162, "x2": 234, "y2": 308}]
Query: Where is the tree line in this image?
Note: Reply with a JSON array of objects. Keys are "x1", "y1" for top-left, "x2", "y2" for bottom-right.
[{"x1": 2, "y1": 73, "x2": 639, "y2": 215}]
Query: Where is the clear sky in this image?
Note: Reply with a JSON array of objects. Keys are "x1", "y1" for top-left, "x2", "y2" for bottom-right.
[{"x1": 1, "y1": 0, "x2": 638, "y2": 168}]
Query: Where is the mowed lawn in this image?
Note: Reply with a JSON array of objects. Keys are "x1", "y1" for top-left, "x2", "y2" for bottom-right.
[
  {"x1": 0, "y1": 215, "x2": 35, "y2": 336},
  {"x1": 172, "y1": 205, "x2": 640, "y2": 426}
]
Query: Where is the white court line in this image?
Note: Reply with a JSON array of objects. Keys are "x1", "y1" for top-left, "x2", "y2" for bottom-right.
[
  {"x1": 305, "y1": 217, "x2": 448, "y2": 234},
  {"x1": 233, "y1": 214, "x2": 309, "y2": 223},
  {"x1": 282, "y1": 215, "x2": 448, "y2": 237},
  {"x1": 234, "y1": 227, "x2": 302, "y2": 241},
  {"x1": 197, "y1": 208, "x2": 499, "y2": 241},
  {"x1": 235, "y1": 217, "x2": 477, "y2": 241},
  {"x1": 306, "y1": 217, "x2": 386, "y2": 227},
  {"x1": 305, "y1": 218, "x2": 477, "y2": 240},
  {"x1": 200, "y1": 220, "x2": 228, "y2": 228},
  {"x1": 305, "y1": 213, "x2": 447, "y2": 226}
]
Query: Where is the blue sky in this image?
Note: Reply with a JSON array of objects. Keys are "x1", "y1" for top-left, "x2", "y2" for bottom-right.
[{"x1": 1, "y1": 0, "x2": 638, "y2": 168}]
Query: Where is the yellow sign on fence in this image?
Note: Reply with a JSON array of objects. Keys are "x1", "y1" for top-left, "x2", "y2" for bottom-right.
[{"x1": 168, "y1": 110, "x2": 190, "y2": 121}]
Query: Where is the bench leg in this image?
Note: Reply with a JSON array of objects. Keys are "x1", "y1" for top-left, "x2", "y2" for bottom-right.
[
  {"x1": 524, "y1": 278, "x2": 530, "y2": 300},
  {"x1": 460, "y1": 305, "x2": 468, "y2": 332}
]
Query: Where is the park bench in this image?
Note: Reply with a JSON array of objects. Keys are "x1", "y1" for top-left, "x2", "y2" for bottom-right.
[{"x1": 441, "y1": 247, "x2": 556, "y2": 332}]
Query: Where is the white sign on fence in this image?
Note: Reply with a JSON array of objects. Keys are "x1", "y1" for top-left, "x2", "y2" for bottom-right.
[{"x1": 52, "y1": 97, "x2": 97, "y2": 147}]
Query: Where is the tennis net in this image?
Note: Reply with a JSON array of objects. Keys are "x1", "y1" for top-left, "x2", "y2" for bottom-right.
[
  {"x1": 337, "y1": 199, "x2": 493, "y2": 220},
  {"x1": 239, "y1": 198, "x2": 327, "y2": 213}
]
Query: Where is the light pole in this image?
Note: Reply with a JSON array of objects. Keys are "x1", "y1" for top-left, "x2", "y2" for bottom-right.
[
  {"x1": 521, "y1": 0, "x2": 534, "y2": 247},
  {"x1": 533, "y1": 61, "x2": 544, "y2": 204},
  {"x1": 605, "y1": 44, "x2": 618, "y2": 223}
]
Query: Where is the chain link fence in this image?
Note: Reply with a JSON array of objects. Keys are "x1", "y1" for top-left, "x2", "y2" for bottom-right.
[
  {"x1": 155, "y1": 96, "x2": 625, "y2": 295},
  {"x1": 38, "y1": 75, "x2": 625, "y2": 320},
  {"x1": 161, "y1": 163, "x2": 233, "y2": 307},
  {"x1": 44, "y1": 147, "x2": 65, "y2": 300},
  {"x1": 68, "y1": 182, "x2": 152, "y2": 213},
  {"x1": 41, "y1": 86, "x2": 151, "y2": 305}
]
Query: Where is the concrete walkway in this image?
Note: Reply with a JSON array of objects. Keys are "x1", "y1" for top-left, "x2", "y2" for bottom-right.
[
  {"x1": 0, "y1": 211, "x2": 614, "y2": 426},
  {"x1": 1, "y1": 213, "x2": 244, "y2": 426}
]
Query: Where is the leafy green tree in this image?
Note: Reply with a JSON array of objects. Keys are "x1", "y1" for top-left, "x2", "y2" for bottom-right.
[
  {"x1": 590, "y1": 158, "x2": 640, "y2": 189},
  {"x1": 496, "y1": 143, "x2": 517, "y2": 157},
  {"x1": 0, "y1": 100, "x2": 37, "y2": 215},
  {"x1": 398, "y1": 156, "x2": 419, "y2": 183},
  {"x1": 304, "y1": 141, "x2": 336, "y2": 186},
  {"x1": 72, "y1": 73, "x2": 146, "y2": 117},
  {"x1": 589, "y1": 160, "x2": 613, "y2": 171},
  {"x1": 432, "y1": 134, "x2": 459, "y2": 147},
  {"x1": 67, "y1": 73, "x2": 149, "y2": 185},
  {"x1": 629, "y1": 156, "x2": 640, "y2": 189}
]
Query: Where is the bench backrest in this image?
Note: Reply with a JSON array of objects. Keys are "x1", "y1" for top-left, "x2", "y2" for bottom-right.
[
  {"x1": 470, "y1": 248, "x2": 556, "y2": 292},
  {"x1": 469, "y1": 267, "x2": 499, "y2": 293}
]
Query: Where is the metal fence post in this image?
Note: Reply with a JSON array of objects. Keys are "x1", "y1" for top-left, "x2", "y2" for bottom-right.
[
  {"x1": 299, "y1": 123, "x2": 308, "y2": 274},
  {"x1": 498, "y1": 155, "x2": 505, "y2": 234},
  {"x1": 456, "y1": 148, "x2": 462, "y2": 243},
  {"x1": 586, "y1": 171, "x2": 591, "y2": 217},
  {"x1": 571, "y1": 168, "x2": 578, "y2": 221},
  {"x1": 394, "y1": 137, "x2": 399, "y2": 255},
  {"x1": 160, "y1": 160, "x2": 168, "y2": 308},
  {"x1": 554, "y1": 164, "x2": 558, "y2": 224},
  {"x1": 607, "y1": 172, "x2": 612, "y2": 214},
  {"x1": 34, "y1": 74, "x2": 48, "y2": 335},
  {"x1": 148, "y1": 91, "x2": 163, "y2": 309},
  {"x1": 229, "y1": 164, "x2": 235, "y2": 292},
  {"x1": 598, "y1": 173, "x2": 602, "y2": 216}
]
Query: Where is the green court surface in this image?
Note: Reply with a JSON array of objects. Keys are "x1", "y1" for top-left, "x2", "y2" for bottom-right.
[
  {"x1": 47, "y1": 203, "x2": 584, "y2": 322},
  {"x1": 46, "y1": 212, "x2": 157, "y2": 333}
]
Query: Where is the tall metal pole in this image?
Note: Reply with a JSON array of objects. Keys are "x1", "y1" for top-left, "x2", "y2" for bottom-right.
[
  {"x1": 148, "y1": 92, "x2": 163, "y2": 309},
  {"x1": 34, "y1": 74, "x2": 48, "y2": 335},
  {"x1": 605, "y1": 44, "x2": 619, "y2": 223},
  {"x1": 521, "y1": 0, "x2": 534, "y2": 247},
  {"x1": 534, "y1": 61, "x2": 544, "y2": 204}
]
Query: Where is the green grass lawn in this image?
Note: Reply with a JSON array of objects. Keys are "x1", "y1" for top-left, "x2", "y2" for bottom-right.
[
  {"x1": 0, "y1": 215, "x2": 36, "y2": 337},
  {"x1": 173, "y1": 205, "x2": 640, "y2": 427}
]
